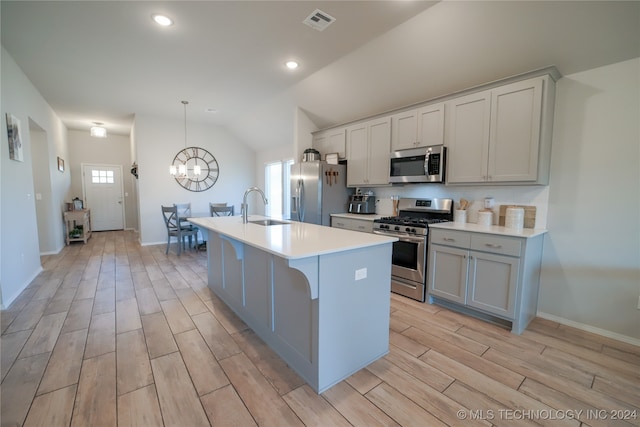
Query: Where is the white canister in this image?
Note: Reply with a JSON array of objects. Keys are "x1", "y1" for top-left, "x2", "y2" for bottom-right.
[
  {"x1": 505, "y1": 207, "x2": 525, "y2": 229},
  {"x1": 454, "y1": 209, "x2": 467, "y2": 224},
  {"x1": 477, "y1": 210, "x2": 493, "y2": 227}
]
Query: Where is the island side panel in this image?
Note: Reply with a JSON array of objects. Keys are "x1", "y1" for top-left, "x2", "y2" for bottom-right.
[
  {"x1": 316, "y1": 242, "x2": 393, "y2": 393},
  {"x1": 206, "y1": 230, "x2": 320, "y2": 390},
  {"x1": 244, "y1": 245, "x2": 271, "y2": 328},
  {"x1": 207, "y1": 230, "x2": 223, "y2": 290}
]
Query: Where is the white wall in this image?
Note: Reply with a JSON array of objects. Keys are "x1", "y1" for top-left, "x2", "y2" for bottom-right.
[
  {"x1": 1, "y1": 47, "x2": 70, "y2": 307},
  {"x1": 538, "y1": 58, "x2": 640, "y2": 341},
  {"x1": 134, "y1": 114, "x2": 256, "y2": 245},
  {"x1": 68, "y1": 130, "x2": 138, "y2": 230}
]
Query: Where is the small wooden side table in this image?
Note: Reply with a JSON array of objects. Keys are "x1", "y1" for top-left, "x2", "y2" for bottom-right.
[{"x1": 64, "y1": 209, "x2": 92, "y2": 245}]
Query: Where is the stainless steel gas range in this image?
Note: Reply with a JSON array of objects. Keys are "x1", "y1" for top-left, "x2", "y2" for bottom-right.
[{"x1": 372, "y1": 198, "x2": 453, "y2": 301}]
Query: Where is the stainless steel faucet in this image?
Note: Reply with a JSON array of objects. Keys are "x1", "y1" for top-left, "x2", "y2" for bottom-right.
[{"x1": 242, "y1": 186, "x2": 268, "y2": 223}]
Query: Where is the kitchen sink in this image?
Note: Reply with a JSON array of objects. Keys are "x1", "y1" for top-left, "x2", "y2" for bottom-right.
[{"x1": 249, "y1": 219, "x2": 290, "y2": 226}]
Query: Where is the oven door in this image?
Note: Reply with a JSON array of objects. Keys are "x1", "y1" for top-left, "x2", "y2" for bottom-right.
[
  {"x1": 388, "y1": 234, "x2": 426, "y2": 284},
  {"x1": 373, "y1": 230, "x2": 427, "y2": 299}
]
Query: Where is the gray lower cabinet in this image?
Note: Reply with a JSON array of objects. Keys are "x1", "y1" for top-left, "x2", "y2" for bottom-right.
[{"x1": 428, "y1": 228, "x2": 543, "y2": 334}]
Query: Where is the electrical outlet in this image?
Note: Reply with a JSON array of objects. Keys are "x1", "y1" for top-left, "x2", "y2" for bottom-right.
[{"x1": 355, "y1": 268, "x2": 367, "y2": 281}]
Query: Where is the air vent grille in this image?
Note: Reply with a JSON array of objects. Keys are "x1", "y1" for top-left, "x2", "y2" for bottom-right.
[{"x1": 303, "y1": 9, "x2": 335, "y2": 32}]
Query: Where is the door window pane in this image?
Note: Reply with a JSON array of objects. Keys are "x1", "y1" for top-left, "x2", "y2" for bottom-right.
[
  {"x1": 265, "y1": 159, "x2": 293, "y2": 217},
  {"x1": 91, "y1": 169, "x2": 115, "y2": 184}
]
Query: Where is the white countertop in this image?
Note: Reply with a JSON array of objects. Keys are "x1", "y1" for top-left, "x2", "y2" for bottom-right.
[
  {"x1": 330, "y1": 213, "x2": 383, "y2": 221},
  {"x1": 188, "y1": 216, "x2": 397, "y2": 260},
  {"x1": 429, "y1": 221, "x2": 547, "y2": 238}
]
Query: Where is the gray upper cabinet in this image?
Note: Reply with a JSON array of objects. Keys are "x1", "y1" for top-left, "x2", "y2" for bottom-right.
[
  {"x1": 445, "y1": 75, "x2": 555, "y2": 185},
  {"x1": 312, "y1": 127, "x2": 346, "y2": 160},
  {"x1": 391, "y1": 103, "x2": 445, "y2": 151},
  {"x1": 346, "y1": 117, "x2": 391, "y2": 187}
]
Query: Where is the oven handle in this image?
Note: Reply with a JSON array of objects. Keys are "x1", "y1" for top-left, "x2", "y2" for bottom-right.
[{"x1": 373, "y1": 230, "x2": 426, "y2": 244}]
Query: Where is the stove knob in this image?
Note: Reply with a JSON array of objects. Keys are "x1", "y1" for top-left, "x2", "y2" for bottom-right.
[
  {"x1": 405, "y1": 227, "x2": 411, "y2": 232},
  {"x1": 411, "y1": 228, "x2": 417, "y2": 233},
  {"x1": 394, "y1": 226, "x2": 400, "y2": 231},
  {"x1": 382, "y1": 224, "x2": 388, "y2": 229}
]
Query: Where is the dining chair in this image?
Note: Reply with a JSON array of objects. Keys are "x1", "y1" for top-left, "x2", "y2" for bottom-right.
[
  {"x1": 161, "y1": 205, "x2": 198, "y2": 255},
  {"x1": 210, "y1": 203, "x2": 234, "y2": 217}
]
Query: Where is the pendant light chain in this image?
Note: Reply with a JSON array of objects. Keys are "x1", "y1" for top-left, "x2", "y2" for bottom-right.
[{"x1": 182, "y1": 100, "x2": 188, "y2": 149}]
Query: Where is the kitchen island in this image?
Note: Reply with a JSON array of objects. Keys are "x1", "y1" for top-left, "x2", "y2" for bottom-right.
[{"x1": 188, "y1": 215, "x2": 396, "y2": 393}]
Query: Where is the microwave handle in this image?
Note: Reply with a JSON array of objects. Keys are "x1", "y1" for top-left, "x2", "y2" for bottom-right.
[{"x1": 424, "y1": 150, "x2": 431, "y2": 176}]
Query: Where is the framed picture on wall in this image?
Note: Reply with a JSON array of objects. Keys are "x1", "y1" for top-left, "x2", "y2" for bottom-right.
[
  {"x1": 5, "y1": 113, "x2": 24, "y2": 162},
  {"x1": 57, "y1": 157, "x2": 65, "y2": 172}
]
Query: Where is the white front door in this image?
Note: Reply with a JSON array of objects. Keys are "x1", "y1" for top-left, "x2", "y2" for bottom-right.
[{"x1": 82, "y1": 164, "x2": 125, "y2": 231}]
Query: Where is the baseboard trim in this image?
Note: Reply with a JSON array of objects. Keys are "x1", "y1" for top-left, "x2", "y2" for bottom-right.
[
  {"x1": 536, "y1": 311, "x2": 640, "y2": 347},
  {"x1": 1, "y1": 266, "x2": 44, "y2": 309}
]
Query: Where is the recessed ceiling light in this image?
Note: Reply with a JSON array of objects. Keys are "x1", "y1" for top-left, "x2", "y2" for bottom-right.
[
  {"x1": 285, "y1": 61, "x2": 299, "y2": 70},
  {"x1": 152, "y1": 14, "x2": 173, "y2": 27},
  {"x1": 205, "y1": 108, "x2": 218, "y2": 113}
]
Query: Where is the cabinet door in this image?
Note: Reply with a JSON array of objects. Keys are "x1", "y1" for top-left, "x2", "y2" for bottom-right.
[
  {"x1": 367, "y1": 117, "x2": 391, "y2": 185},
  {"x1": 467, "y1": 251, "x2": 519, "y2": 318},
  {"x1": 445, "y1": 91, "x2": 491, "y2": 183},
  {"x1": 428, "y1": 244, "x2": 468, "y2": 304},
  {"x1": 488, "y1": 77, "x2": 544, "y2": 182},
  {"x1": 391, "y1": 110, "x2": 418, "y2": 151},
  {"x1": 312, "y1": 132, "x2": 327, "y2": 156},
  {"x1": 346, "y1": 124, "x2": 368, "y2": 186},
  {"x1": 327, "y1": 128, "x2": 346, "y2": 159},
  {"x1": 417, "y1": 103, "x2": 445, "y2": 148}
]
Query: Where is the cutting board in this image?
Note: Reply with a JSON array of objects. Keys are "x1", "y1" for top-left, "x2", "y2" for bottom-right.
[{"x1": 498, "y1": 205, "x2": 536, "y2": 228}]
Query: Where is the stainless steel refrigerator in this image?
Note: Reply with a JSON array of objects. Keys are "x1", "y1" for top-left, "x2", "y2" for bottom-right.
[{"x1": 290, "y1": 161, "x2": 350, "y2": 225}]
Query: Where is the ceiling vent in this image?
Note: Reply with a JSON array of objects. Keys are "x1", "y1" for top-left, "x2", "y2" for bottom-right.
[{"x1": 303, "y1": 9, "x2": 335, "y2": 32}]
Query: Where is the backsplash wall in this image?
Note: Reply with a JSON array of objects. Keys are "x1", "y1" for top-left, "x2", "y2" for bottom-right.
[{"x1": 367, "y1": 184, "x2": 550, "y2": 229}]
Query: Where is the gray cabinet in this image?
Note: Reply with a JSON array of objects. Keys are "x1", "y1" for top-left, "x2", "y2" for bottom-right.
[
  {"x1": 428, "y1": 227, "x2": 543, "y2": 334},
  {"x1": 346, "y1": 117, "x2": 391, "y2": 186},
  {"x1": 312, "y1": 128, "x2": 346, "y2": 159},
  {"x1": 391, "y1": 103, "x2": 445, "y2": 151},
  {"x1": 445, "y1": 75, "x2": 555, "y2": 185}
]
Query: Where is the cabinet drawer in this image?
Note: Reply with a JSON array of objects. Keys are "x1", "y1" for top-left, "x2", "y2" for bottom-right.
[
  {"x1": 351, "y1": 220, "x2": 373, "y2": 233},
  {"x1": 471, "y1": 234, "x2": 521, "y2": 257},
  {"x1": 430, "y1": 229, "x2": 471, "y2": 248},
  {"x1": 332, "y1": 217, "x2": 354, "y2": 230}
]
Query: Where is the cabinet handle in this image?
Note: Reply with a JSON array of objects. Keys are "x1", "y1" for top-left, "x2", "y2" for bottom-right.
[
  {"x1": 485, "y1": 243, "x2": 502, "y2": 248},
  {"x1": 443, "y1": 238, "x2": 455, "y2": 242}
]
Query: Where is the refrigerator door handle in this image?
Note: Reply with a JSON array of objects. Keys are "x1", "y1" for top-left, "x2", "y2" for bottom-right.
[{"x1": 299, "y1": 179, "x2": 305, "y2": 222}]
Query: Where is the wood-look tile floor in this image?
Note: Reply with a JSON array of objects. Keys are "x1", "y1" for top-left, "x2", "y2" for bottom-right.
[{"x1": 1, "y1": 230, "x2": 639, "y2": 426}]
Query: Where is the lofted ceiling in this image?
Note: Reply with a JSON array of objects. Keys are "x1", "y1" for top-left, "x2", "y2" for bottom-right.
[{"x1": 2, "y1": 1, "x2": 639, "y2": 151}]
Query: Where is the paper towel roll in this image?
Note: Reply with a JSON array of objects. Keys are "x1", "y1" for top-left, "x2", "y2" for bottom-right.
[
  {"x1": 477, "y1": 211, "x2": 493, "y2": 227},
  {"x1": 505, "y1": 207, "x2": 524, "y2": 229}
]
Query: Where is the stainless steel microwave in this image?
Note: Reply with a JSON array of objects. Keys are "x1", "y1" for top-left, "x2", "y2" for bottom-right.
[{"x1": 389, "y1": 146, "x2": 446, "y2": 183}]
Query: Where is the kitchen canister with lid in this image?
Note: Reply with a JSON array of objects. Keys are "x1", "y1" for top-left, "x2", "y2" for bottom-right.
[
  {"x1": 505, "y1": 207, "x2": 525, "y2": 229},
  {"x1": 477, "y1": 210, "x2": 493, "y2": 227}
]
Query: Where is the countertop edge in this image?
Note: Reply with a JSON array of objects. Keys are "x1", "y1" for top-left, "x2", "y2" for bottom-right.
[
  {"x1": 188, "y1": 216, "x2": 397, "y2": 260},
  {"x1": 429, "y1": 222, "x2": 547, "y2": 238}
]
